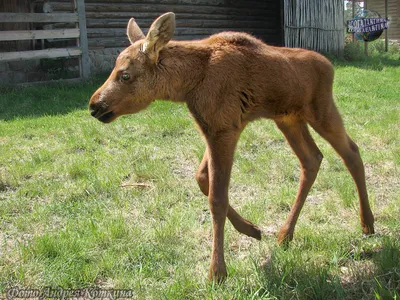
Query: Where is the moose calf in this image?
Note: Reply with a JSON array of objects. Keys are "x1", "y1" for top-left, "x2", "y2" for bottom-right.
[{"x1": 89, "y1": 13, "x2": 375, "y2": 282}]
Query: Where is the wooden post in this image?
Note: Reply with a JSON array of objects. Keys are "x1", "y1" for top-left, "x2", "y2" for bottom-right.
[
  {"x1": 352, "y1": 0, "x2": 355, "y2": 43},
  {"x1": 280, "y1": 0, "x2": 284, "y2": 47},
  {"x1": 364, "y1": 0, "x2": 368, "y2": 56},
  {"x1": 75, "y1": 0, "x2": 90, "y2": 79},
  {"x1": 385, "y1": 0, "x2": 388, "y2": 52}
]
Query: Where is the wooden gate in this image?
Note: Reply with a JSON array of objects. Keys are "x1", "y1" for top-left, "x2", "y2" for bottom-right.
[{"x1": 0, "y1": 0, "x2": 90, "y2": 82}]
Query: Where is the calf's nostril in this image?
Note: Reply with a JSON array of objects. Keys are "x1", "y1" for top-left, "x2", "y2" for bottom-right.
[{"x1": 90, "y1": 108, "x2": 98, "y2": 117}]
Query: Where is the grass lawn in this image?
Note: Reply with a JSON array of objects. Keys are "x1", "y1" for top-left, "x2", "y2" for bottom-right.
[{"x1": 0, "y1": 55, "x2": 399, "y2": 299}]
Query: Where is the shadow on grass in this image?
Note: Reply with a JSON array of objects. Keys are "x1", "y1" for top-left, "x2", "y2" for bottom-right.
[
  {"x1": 255, "y1": 236, "x2": 400, "y2": 299},
  {"x1": 0, "y1": 75, "x2": 107, "y2": 121}
]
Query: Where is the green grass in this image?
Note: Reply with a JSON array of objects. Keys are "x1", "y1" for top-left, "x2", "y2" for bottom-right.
[{"x1": 1, "y1": 55, "x2": 399, "y2": 299}]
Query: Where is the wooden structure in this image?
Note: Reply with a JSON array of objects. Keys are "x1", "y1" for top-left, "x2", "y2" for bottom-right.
[
  {"x1": 0, "y1": 0, "x2": 90, "y2": 81},
  {"x1": 47, "y1": 0, "x2": 345, "y2": 59},
  {"x1": 47, "y1": 0, "x2": 284, "y2": 49},
  {"x1": 284, "y1": 0, "x2": 344, "y2": 56},
  {"x1": 1, "y1": 0, "x2": 348, "y2": 80},
  {"x1": 367, "y1": 0, "x2": 400, "y2": 41},
  {"x1": 0, "y1": 0, "x2": 32, "y2": 52}
]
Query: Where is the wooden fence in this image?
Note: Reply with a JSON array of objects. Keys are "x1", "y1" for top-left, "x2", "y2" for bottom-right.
[
  {"x1": 0, "y1": 0, "x2": 90, "y2": 81},
  {"x1": 284, "y1": 0, "x2": 344, "y2": 56}
]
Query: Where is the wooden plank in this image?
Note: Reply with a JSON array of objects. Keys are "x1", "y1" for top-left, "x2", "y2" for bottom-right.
[
  {"x1": 88, "y1": 37, "x2": 131, "y2": 48},
  {"x1": 86, "y1": 19, "x2": 271, "y2": 29},
  {"x1": 0, "y1": 13, "x2": 78, "y2": 23},
  {"x1": 0, "y1": 29, "x2": 80, "y2": 41},
  {"x1": 87, "y1": 30, "x2": 279, "y2": 48},
  {"x1": 51, "y1": 3, "x2": 276, "y2": 17},
  {"x1": 91, "y1": 0, "x2": 272, "y2": 9},
  {"x1": 76, "y1": 0, "x2": 90, "y2": 79},
  {"x1": 18, "y1": 77, "x2": 83, "y2": 87},
  {"x1": 87, "y1": 27, "x2": 278, "y2": 38},
  {"x1": 52, "y1": 0, "x2": 272, "y2": 9},
  {"x1": 86, "y1": 12, "x2": 269, "y2": 21},
  {"x1": 0, "y1": 48, "x2": 82, "y2": 62}
]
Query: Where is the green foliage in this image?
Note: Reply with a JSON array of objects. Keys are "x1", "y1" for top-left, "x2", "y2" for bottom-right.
[
  {"x1": 344, "y1": 38, "x2": 400, "y2": 62},
  {"x1": 39, "y1": 57, "x2": 80, "y2": 80},
  {"x1": 344, "y1": 40, "x2": 366, "y2": 61}
]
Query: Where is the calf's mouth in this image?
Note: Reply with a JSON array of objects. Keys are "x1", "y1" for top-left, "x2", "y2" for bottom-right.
[{"x1": 97, "y1": 111, "x2": 115, "y2": 123}]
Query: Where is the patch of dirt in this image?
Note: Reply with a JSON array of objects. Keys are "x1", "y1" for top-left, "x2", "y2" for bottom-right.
[
  {"x1": 306, "y1": 192, "x2": 325, "y2": 205},
  {"x1": 364, "y1": 161, "x2": 400, "y2": 205},
  {"x1": 230, "y1": 183, "x2": 261, "y2": 201},
  {"x1": 170, "y1": 155, "x2": 197, "y2": 181},
  {"x1": 198, "y1": 209, "x2": 210, "y2": 225},
  {"x1": 340, "y1": 260, "x2": 377, "y2": 297},
  {"x1": 260, "y1": 224, "x2": 279, "y2": 238},
  {"x1": 229, "y1": 235, "x2": 256, "y2": 260}
]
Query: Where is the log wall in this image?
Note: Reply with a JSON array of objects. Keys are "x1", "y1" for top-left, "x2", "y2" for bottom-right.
[{"x1": 48, "y1": 0, "x2": 284, "y2": 50}]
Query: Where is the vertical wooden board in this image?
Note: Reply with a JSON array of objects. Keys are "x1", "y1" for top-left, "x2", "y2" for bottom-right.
[
  {"x1": 76, "y1": 0, "x2": 90, "y2": 79},
  {"x1": 385, "y1": 0, "x2": 388, "y2": 52}
]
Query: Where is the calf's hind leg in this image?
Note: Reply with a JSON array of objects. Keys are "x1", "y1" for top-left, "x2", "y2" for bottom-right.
[
  {"x1": 275, "y1": 118, "x2": 323, "y2": 244},
  {"x1": 308, "y1": 104, "x2": 374, "y2": 234},
  {"x1": 196, "y1": 147, "x2": 261, "y2": 240}
]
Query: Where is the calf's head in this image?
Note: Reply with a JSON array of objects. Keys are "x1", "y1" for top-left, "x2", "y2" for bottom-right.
[{"x1": 89, "y1": 12, "x2": 176, "y2": 123}]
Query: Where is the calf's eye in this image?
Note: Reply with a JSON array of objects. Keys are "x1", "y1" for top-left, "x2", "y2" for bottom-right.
[{"x1": 121, "y1": 73, "x2": 130, "y2": 81}]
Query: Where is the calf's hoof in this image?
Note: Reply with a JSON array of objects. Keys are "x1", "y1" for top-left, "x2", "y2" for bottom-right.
[
  {"x1": 249, "y1": 225, "x2": 262, "y2": 240},
  {"x1": 277, "y1": 226, "x2": 293, "y2": 247},
  {"x1": 362, "y1": 223, "x2": 375, "y2": 235},
  {"x1": 208, "y1": 264, "x2": 227, "y2": 283},
  {"x1": 235, "y1": 222, "x2": 262, "y2": 240}
]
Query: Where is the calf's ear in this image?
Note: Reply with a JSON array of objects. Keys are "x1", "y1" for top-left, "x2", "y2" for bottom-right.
[
  {"x1": 142, "y1": 12, "x2": 176, "y2": 63},
  {"x1": 127, "y1": 18, "x2": 145, "y2": 44}
]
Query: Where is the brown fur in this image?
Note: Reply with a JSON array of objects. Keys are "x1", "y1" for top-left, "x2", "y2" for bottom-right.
[{"x1": 89, "y1": 13, "x2": 374, "y2": 282}]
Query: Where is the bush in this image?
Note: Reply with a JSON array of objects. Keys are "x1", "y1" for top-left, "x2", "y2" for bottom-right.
[
  {"x1": 343, "y1": 35, "x2": 400, "y2": 61},
  {"x1": 344, "y1": 41, "x2": 365, "y2": 61}
]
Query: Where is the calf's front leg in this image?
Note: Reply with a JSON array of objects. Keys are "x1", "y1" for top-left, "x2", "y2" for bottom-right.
[
  {"x1": 206, "y1": 131, "x2": 239, "y2": 282},
  {"x1": 196, "y1": 147, "x2": 261, "y2": 240}
]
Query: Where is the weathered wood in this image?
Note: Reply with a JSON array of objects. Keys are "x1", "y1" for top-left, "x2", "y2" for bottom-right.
[
  {"x1": 87, "y1": 27, "x2": 278, "y2": 38},
  {"x1": 88, "y1": 35, "x2": 216, "y2": 48},
  {"x1": 88, "y1": 37, "x2": 130, "y2": 48},
  {"x1": 0, "y1": 48, "x2": 82, "y2": 62},
  {"x1": 0, "y1": 1, "x2": 32, "y2": 52},
  {"x1": 0, "y1": 28, "x2": 80, "y2": 41},
  {"x1": 82, "y1": 0, "x2": 270, "y2": 6},
  {"x1": 368, "y1": 0, "x2": 399, "y2": 41},
  {"x1": 50, "y1": 0, "x2": 283, "y2": 57},
  {"x1": 284, "y1": 0, "x2": 344, "y2": 56},
  {"x1": 75, "y1": 0, "x2": 90, "y2": 79},
  {"x1": 86, "y1": 12, "x2": 269, "y2": 21},
  {"x1": 87, "y1": 32, "x2": 280, "y2": 49},
  {"x1": 17, "y1": 77, "x2": 83, "y2": 87},
  {"x1": 52, "y1": 0, "x2": 272, "y2": 9},
  {"x1": 51, "y1": 3, "x2": 277, "y2": 17},
  {"x1": 0, "y1": 12, "x2": 78, "y2": 23},
  {"x1": 87, "y1": 19, "x2": 270, "y2": 29}
]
